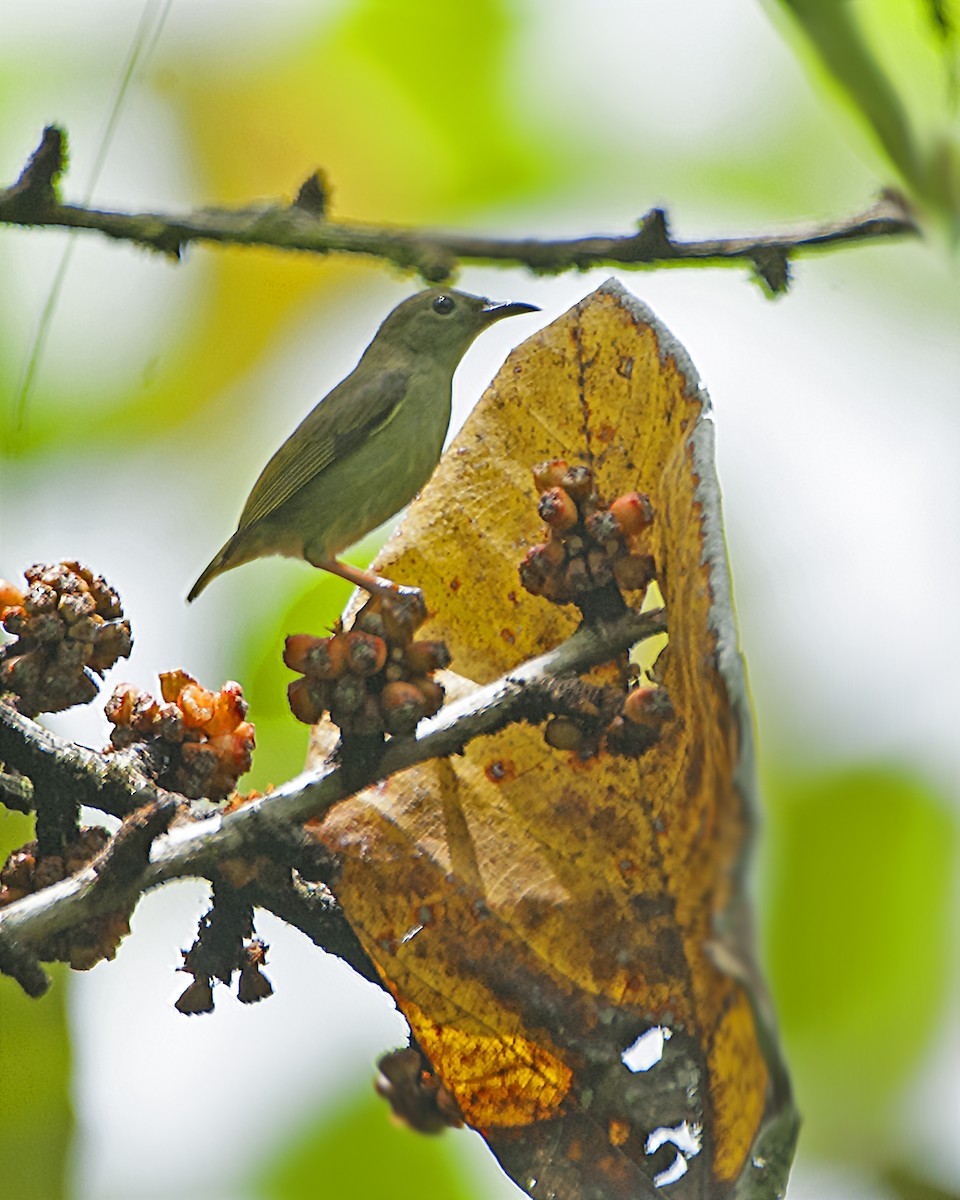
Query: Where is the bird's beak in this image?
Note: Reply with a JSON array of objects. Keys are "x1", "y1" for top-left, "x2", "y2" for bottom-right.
[{"x1": 480, "y1": 299, "x2": 541, "y2": 323}]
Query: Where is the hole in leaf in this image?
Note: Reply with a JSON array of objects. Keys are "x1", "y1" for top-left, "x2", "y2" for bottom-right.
[
  {"x1": 630, "y1": 580, "x2": 668, "y2": 685},
  {"x1": 620, "y1": 1025, "x2": 671, "y2": 1072},
  {"x1": 646, "y1": 1121, "x2": 702, "y2": 1188}
]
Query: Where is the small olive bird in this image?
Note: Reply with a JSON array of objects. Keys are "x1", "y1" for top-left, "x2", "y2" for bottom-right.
[{"x1": 188, "y1": 288, "x2": 538, "y2": 602}]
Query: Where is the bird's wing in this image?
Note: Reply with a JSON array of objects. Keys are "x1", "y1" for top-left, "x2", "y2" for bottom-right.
[{"x1": 236, "y1": 368, "x2": 409, "y2": 531}]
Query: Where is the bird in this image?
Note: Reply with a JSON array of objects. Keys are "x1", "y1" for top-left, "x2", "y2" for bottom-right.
[{"x1": 188, "y1": 287, "x2": 539, "y2": 602}]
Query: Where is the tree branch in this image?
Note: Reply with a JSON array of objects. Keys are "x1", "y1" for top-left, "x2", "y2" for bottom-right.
[
  {"x1": 0, "y1": 127, "x2": 920, "y2": 294},
  {"x1": 0, "y1": 701, "x2": 173, "y2": 820},
  {"x1": 0, "y1": 606, "x2": 666, "y2": 984}
]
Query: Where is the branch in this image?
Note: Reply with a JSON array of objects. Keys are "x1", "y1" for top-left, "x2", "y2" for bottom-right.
[
  {"x1": 0, "y1": 606, "x2": 666, "y2": 978},
  {"x1": 0, "y1": 127, "x2": 920, "y2": 293},
  {"x1": 0, "y1": 702, "x2": 173, "y2": 820}
]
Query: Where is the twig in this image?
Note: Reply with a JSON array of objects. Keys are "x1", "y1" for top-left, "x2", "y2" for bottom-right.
[
  {"x1": 0, "y1": 127, "x2": 919, "y2": 294},
  {"x1": 0, "y1": 702, "x2": 173, "y2": 819},
  {"x1": 0, "y1": 768, "x2": 34, "y2": 813},
  {"x1": 0, "y1": 607, "x2": 666, "y2": 972}
]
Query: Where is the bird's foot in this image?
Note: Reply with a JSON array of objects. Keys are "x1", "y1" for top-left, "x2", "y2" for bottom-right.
[{"x1": 317, "y1": 558, "x2": 428, "y2": 634}]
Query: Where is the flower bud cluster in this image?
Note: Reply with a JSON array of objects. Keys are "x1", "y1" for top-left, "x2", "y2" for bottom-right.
[
  {"x1": 0, "y1": 827, "x2": 130, "y2": 969},
  {"x1": 544, "y1": 683, "x2": 674, "y2": 760},
  {"x1": 605, "y1": 683, "x2": 675, "y2": 757},
  {"x1": 520, "y1": 461, "x2": 656, "y2": 604},
  {"x1": 285, "y1": 591, "x2": 450, "y2": 738},
  {"x1": 0, "y1": 562, "x2": 132, "y2": 716},
  {"x1": 105, "y1": 671, "x2": 255, "y2": 800}
]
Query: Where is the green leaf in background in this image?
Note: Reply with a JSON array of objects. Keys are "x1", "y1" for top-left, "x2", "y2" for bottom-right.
[
  {"x1": 257, "y1": 1083, "x2": 483, "y2": 1200},
  {"x1": 767, "y1": 0, "x2": 960, "y2": 227},
  {"x1": 332, "y1": 0, "x2": 551, "y2": 210},
  {"x1": 0, "y1": 812, "x2": 73, "y2": 1200},
  {"x1": 760, "y1": 763, "x2": 958, "y2": 1160}
]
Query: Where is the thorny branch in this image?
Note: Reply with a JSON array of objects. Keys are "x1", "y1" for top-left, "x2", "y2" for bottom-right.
[
  {"x1": 0, "y1": 126, "x2": 920, "y2": 295},
  {"x1": 0, "y1": 606, "x2": 666, "y2": 994}
]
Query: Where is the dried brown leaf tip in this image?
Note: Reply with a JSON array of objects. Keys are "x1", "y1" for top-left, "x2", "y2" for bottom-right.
[
  {"x1": 285, "y1": 590, "x2": 449, "y2": 740},
  {"x1": 520, "y1": 462, "x2": 656, "y2": 605},
  {"x1": 237, "y1": 938, "x2": 274, "y2": 1005},
  {"x1": 105, "y1": 673, "x2": 255, "y2": 801},
  {"x1": 0, "y1": 827, "x2": 130, "y2": 969},
  {"x1": 175, "y1": 891, "x2": 273, "y2": 1015},
  {"x1": 0, "y1": 562, "x2": 132, "y2": 716},
  {"x1": 538, "y1": 676, "x2": 674, "y2": 763},
  {"x1": 375, "y1": 1047, "x2": 464, "y2": 1134}
]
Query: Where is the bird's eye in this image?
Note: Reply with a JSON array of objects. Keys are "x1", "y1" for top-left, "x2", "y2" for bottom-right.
[{"x1": 432, "y1": 294, "x2": 456, "y2": 315}]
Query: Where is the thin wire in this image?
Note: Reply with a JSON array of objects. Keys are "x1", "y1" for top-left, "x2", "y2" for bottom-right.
[{"x1": 12, "y1": 0, "x2": 175, "y2": 433}]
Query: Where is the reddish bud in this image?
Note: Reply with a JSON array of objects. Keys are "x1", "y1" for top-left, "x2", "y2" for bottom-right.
[
  {"x1": 345, "y1": 630, "x2": 388, "y2": 676},
  {"x1": 159, "y1": 669, "x2": 195, "y2": 704},
  {"x1": 538, "y1": 487, "x2": 578, "y2": 531},
  {"x1": 355, "y1": 610, "x2": 387, "y2": 639},
  {"x1": 283, "y1": 634, "x2": 347, "y2": 680},
  {"x1": 544, "y1": 716, "x2": 584, "y2": 752},
  {"x1": 105, "y1": 683, "x2": 141, "y2": 727},
  {"x1": 380, "y1": 681, "x2": 427, "y2": 736},
  {"x1": 623, "y1": 685, "x2": 673, "y2": 729},
  {"x1": 204, "y1": 681, "x2": 247, "y2": 736},
  {"x1": 2, "y1": 606, "x2": 26, "y2": 636},
  {"x1": 585, "y1": 510, "x2": 622, "y2": 546},
  {"x1": 609, "y1": 492, "x2": 654, "y2": 537},
  {"x1": 559, "y1": 465, "x2": 594, "y2": 502},
  {"x1": 532, "y1": 459, "x2": 570, "y2": 492},
  {"x1": 287, "y1": 677, "x2": 328, "y2": 725},
  {"x1": 0, "y1": 579, "x2": 25, "y2": 612},
  {"x1": 404, "y1": 640, "x2": 451, "y2": 675},
  {"x1": 381, "y1": 590, "x2": 428, "y2": 644},
  {"x1": 1, "y1": 849, "x2": 36, "y2": 892},
  {"x1": 179, "y1": 683, "x2": 216, "y2": 728},
  {"x1": 208, "y1": 722, "x2": 256, "y2": 775},
  {"x1": 412, "y1": 676, "x2": 445, "y2": 717}
]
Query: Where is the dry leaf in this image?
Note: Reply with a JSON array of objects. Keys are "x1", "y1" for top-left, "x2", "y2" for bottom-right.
[{"x1": 309, "y1": 281, "x2": 797, "y2": 1198}]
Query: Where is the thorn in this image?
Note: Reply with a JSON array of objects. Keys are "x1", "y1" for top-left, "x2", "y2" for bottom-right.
[
  {"x1": 750, "y1": 247, "x2": 791, "y2": 297},
  {"x1": 7, "y1": 126, "x2": 67, "y2": 217},
  {"x1": 293, "y1": 170, "x2": 329, "y2": 217}
]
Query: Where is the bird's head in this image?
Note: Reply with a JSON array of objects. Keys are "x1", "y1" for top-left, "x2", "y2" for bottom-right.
[{"x1": 373, "y1": 287, "x2": 540, "y2": 360}]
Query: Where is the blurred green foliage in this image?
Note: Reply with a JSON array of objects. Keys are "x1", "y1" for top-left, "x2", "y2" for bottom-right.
[
  {"x1": 768, "y1": 0, "x2": 960, "y2": 230},
  {"x1": 761, "y1": 764, "x2": 958, "y2": 1158},
  {"x1": 256, "y1": 1084, "x2": 482, "y2": 1200},
  {"x1": 0, "y1": 812, "x2": 73, "y2": 1200}
]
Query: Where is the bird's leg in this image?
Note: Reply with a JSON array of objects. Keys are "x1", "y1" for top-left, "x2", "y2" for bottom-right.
[
  {"x1": 316, "y1": 557, "x2": 395, "y2": 595},
  {"x1": 316, "y1": 558, "x2": 428, "y2": 631}
]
